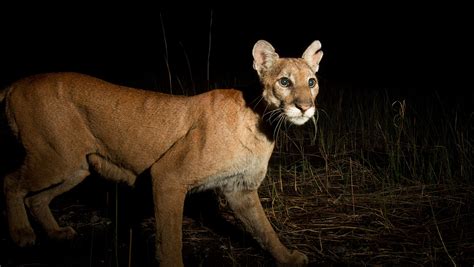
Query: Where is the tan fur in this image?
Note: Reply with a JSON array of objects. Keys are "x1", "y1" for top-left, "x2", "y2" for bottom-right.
[{"x1": 1, "y1": 40, "x2": 322, "y2": 266}]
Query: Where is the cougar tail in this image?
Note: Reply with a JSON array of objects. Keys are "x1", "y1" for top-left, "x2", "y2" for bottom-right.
[
  {"x1": 0, "y1": 87, "x2": 20, "y2": 137},
  {"x1": 0, "y1": 89, "x2": 6, "y2": 102},
  {"x1": 0, "y1": 85, "x2": 12, "y2": 103}
]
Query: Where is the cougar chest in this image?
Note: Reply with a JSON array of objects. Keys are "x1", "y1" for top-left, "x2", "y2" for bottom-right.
[{"x1": 188, "y1": 114, "x2": 274, "y2": 192}]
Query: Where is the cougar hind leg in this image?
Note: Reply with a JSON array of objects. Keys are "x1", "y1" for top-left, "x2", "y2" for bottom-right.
[
  {"x1": 24, "y1": 169, "x2": 90, "y2": 241},
  {"x1": 4, "y1": 170, "x2": 36, "y2": 246}
]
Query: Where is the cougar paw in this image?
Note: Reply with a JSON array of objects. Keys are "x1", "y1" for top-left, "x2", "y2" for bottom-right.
[
  {"x1": 277, "y1": 250, "x2": 308, "y2": 266},
  {"x1": 11, "y1": 227, "x2": 36, "y2": 247},
  {"x1": 50, "y1": 226, "x2": 77, "y2": 240}
]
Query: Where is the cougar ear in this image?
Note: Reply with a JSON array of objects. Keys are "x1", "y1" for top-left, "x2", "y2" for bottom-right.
[
  {"x1": 252, "y1": 40, "x2": 280, "y2": 76},
  {"x1": 302, "y1": 40, "x2": 323, "y2": 73}
]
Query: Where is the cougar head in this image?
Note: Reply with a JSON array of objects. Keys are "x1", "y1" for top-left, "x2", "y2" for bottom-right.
[{"x1": 253, "y1": 40, "x2": 323, "y2": 125}]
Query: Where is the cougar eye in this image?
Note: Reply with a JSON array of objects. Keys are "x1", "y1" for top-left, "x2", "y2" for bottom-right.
[
  {"x1": 308, "y1": 78, "x2": 317, "y2": 88},
  {"x1": 279, "y1": 77, "x2": 291, "y2": 87}
]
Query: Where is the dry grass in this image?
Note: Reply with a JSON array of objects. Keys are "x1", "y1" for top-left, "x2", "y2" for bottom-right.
[{"x1": 259, "y1": 157, "x2": 473, "y2": 266}]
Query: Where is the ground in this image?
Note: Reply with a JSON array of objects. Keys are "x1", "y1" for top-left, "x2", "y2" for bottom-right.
[{"x1": 1, "y1": 160, "x2": 472, "y2": 266}]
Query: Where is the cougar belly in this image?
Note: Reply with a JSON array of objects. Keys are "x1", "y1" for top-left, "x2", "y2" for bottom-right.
[{"x1": 191, "y1": 154, "x2": 269, "y2": 193}]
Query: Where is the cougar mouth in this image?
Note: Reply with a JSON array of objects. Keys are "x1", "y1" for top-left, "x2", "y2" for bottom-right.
[{"x1": 284, "y1": 106, "x2": 315, "y2": 125}]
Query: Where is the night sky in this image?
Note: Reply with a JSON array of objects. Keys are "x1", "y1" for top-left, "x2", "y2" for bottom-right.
[{"x1": 0, "y1": 6, "x2": 471, "y2": 100}]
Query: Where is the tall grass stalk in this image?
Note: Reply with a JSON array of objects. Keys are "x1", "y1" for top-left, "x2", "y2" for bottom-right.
[
  {"x1": 206, "y1": 10, "x2": 213, "y2": 90},
  {"x1": 159, "y1": 13, "x2": 172, "y2": 93},
  {"x1": 115, "y1": 183, "x2": 119, "y2": 267},
  {"x1": 310, "y1": 88, "x2": 472, "y2": 186}
]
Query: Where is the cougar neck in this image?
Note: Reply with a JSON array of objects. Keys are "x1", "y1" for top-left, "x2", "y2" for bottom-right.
[{"x1": 240, "y1": 84, "x2": 278, "y2": 143}]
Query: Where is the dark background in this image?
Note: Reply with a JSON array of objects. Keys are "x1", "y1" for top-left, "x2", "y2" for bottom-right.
[
  {"x1": 0, "y1": 6, "x2": 471, "y2": 101},
  {"x1": 0, "y1": 5, "x2": 472, "y2": 266}
]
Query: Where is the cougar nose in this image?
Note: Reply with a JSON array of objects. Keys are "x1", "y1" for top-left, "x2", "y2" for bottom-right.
[{"x1": 295, "y1": 102, "x2": 313, "y2": 113}]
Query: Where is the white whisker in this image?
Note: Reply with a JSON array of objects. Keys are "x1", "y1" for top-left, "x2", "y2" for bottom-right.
[
  {"x1": 251, "y1": 95, "x2": 264, "y2": 110},
  {"x1": 274, "y1": 114, "x2": 285, "y2": 142},
  {"x1": 311, "y1": 109, "x2": 320, "y2": 145}
]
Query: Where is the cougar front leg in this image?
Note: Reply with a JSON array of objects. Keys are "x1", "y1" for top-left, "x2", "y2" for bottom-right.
[
  {"x1": 151, "y1": 166, "x2": 187, "y2": 267},
  {"x1": 224, "y1": 189, "x2": 308, "y2": 266}
]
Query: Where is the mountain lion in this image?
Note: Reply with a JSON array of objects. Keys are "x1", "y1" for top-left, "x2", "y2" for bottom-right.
[{"x1": 1, "y1": 40, "x2": 323, "y2": 266}]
